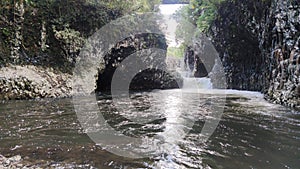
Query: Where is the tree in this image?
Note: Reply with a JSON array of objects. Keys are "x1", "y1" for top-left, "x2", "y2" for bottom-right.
[
  {"x1": 174, "y1": 0, "x2": 225, "y2": 46},
  {"x1": 0, "y1": 0, "x2": 162, "y2": 67}
]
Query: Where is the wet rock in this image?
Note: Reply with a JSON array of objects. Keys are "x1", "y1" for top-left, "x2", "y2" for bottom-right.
[
  {"x1": 96, "y1": 34, "x2": 182, "y2": 92},
  {"x1": 183, "y1": 40, "x2": 214, "y2": 78},
  {"x1": 196, "y1": 0, "x2": 300, "y2": 107},
  {"x1": 0, "y1": 65, "x2": 72, "y2": 100},
  {"x1": 0, "y1": 155, "x2": 23, "y2": 169},
  {"x1": 130, "y1": 69, "x2": 183, "y2": 90}
]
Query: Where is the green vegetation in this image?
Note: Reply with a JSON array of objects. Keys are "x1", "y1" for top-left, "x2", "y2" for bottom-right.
[
  {"x1": 0, "y1": 0, "x2": 161, "y2": 68},
  {"x1": 97, "y1": 0, "x2": 161, "y2": 13},
  {"x1": 162, "y1": 0, "x2": 190, "y2": 4},
  {"x1": 190, "y1": 0, "x2": 225, "y2": 32},
  {"x1": 167, "y1": 46, "x2": 185, "y2": 58},
  {"x1": 174, "y1": 0, "x2": 225, "y2": 43}
]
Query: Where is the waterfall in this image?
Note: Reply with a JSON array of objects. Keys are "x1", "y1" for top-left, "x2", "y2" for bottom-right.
[
  {"x1": 176, "y1": 70, "x2": 213, "y2": 90},
  {"x1": 178, "y1": 59, "x2": 213, "y2": 90},
  {"x1": 182, "y1": 77, "x2": 212, "y2": 89}
]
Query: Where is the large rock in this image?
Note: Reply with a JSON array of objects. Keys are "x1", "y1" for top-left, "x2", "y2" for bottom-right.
[
  {"x1": 264, "y1": 1, "x2": 300, "y2": 108},
  {"x1": 195, "y1": 0, "x2": 300, "y2": 108},
  {"x1": 96, "y1": 34, "x2": 183, "y2": 92},
  {"x1": 0, "y1": 65, "x2": 72, "y2": 100},
  {"x1": 207, "y1": 0, "x2": 270, "y2": 91},
  {"x1": 184, "y1": 43, "x2": 214, "y2": 78}
]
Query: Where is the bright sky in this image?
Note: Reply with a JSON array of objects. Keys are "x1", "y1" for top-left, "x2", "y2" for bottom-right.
[
  {"x1": 159, "y1": 4, "x2": 185, "y2": 15},
  {"x1": 159, "y1": 4, "x2": 186, "y2": 47}
]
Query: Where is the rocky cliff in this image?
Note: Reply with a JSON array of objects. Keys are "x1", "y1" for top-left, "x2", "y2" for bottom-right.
[
  {"x1": 0, "y1": 65, "x2": 72, "y2": 100},
  {"x1": 265, "y1": 0, "x2": 300, "y2": 107},
  {"x1": 0, "y1": 1, "x2": 181, "y2": 100},
  {"x1": 188, "y1": 0, "x2": 299, "y2": 108},
  {"x1": 97, "y1": 33, "x2": 182, "y2": 92}
]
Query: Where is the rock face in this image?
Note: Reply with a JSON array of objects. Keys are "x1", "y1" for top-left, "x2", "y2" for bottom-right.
[
  {"x1": 0, "y1": 34, "x2": 181, "y2": 100},
  {"x1": 265, "y1": 0, "x2": 300, "y2": 107},
  {"x1": 188, "y1": 0, "x2": 300, "y2": 107},
  {"x1": 0, "y1": 66, "x2": 72, "y2": 100},
  {"x1": 184, "y1": 46, "x2": 195, "y2": 74},
  {"x1": 184, "y1": 42, "x2": 215, "y2": 78},
  {"x1": 96, "y1": 34, "x2": 183, "y2": 92},
  {"x1": 209, "y1": 0, "x2": 270, "y2": 91}
]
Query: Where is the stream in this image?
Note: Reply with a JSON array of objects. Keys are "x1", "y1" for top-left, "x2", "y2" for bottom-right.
[
  {"x1": 0, "y1": 4, "x2": 299, "y2": 169},
  {"x1": 0, "y1": 88, "x2": 299, "y2": 168}
]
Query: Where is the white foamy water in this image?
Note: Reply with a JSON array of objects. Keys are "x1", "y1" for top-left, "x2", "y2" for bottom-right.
[{"x1": 182, "y1": 77, "x2": 213, "y2": 89}]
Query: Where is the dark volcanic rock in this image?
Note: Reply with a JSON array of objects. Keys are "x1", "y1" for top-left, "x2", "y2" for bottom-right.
[
  {"x1": 184, "y1": 46, "x2": 195, "y2": 73},
  {"x1": 208, "y1": 0, "x2": 271, "y2": 91},
  {"x1": 96, "y1": 34, "x2": 182, "y2": 92},
  {"x1": 184, "y1": 40, "x2": 214, "y2": 78},
  {"x1": 191, "y1": 0, "x2": 300, "y2": 107},
  {"x1": 265, "y1": 0, "x2": 300, "y2": 107},
  {"x1": 130, "y1": 69, "x2": 183, "y2": 90}
]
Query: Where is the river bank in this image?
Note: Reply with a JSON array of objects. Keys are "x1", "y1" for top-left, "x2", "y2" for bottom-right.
[
  {"x1": 1, "y1": 64, "x2": 298, "y2": 111},
  {"x1": 0, "y1": 65, "x2": 72, "y2": 100},
  {"x1": 0, "y1": 154, "x2": 25, "y2": 169}
]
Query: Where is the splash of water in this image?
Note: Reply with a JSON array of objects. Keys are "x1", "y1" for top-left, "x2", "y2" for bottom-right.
[{"x1": 177, "y1": 68, "x2": 213, "y2": 90}]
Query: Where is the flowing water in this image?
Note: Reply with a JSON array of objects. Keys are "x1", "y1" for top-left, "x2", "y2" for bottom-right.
[
  {"x1": 0, "y1": 87, "x2": 299, "y2": 168},
  {"x1": 1, "y1": 3, "x2": 298, "y2": 169}
]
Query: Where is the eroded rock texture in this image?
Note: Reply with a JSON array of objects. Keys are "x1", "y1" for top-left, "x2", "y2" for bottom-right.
[
  {"x1": 189, "y1": 0, "x2": 300, "y2": 107},
  {"x1": 96, "y1": 34, "x2": 183, "y2": 92},
  {"x1": 266, "y1": 0, "x2": 300, "y2": 107},
  {"x1": 0, "y1": 66, "x2": 72, "y2": 100},
  {"x1": 209, "y1": 0, "x2": 270, "y2": 91}
]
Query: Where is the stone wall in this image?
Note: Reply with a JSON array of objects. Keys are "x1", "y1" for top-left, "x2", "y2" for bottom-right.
[
  {"x1": 266, "y1": 0, "x2": 300, "y2": 107},
  {"x1": 187, "y1": 0, "x2": 299, "y2": 107},
  {"x1": 209, "y1": 0, "x2": 271, "y2": 91}
]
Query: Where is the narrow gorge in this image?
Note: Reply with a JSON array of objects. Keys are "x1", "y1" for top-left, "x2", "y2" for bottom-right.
[
  {"x1": 0, "y1": 1, "x2": 300, "y2": 168},
  {"x1": 186, "y1": 0, "x2": 300, "y2": 108}
]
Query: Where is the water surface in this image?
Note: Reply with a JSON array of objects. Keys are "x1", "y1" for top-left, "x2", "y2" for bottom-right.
[{"x1": 0, "y1": 89, "x2": 299, "y2": 168}]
